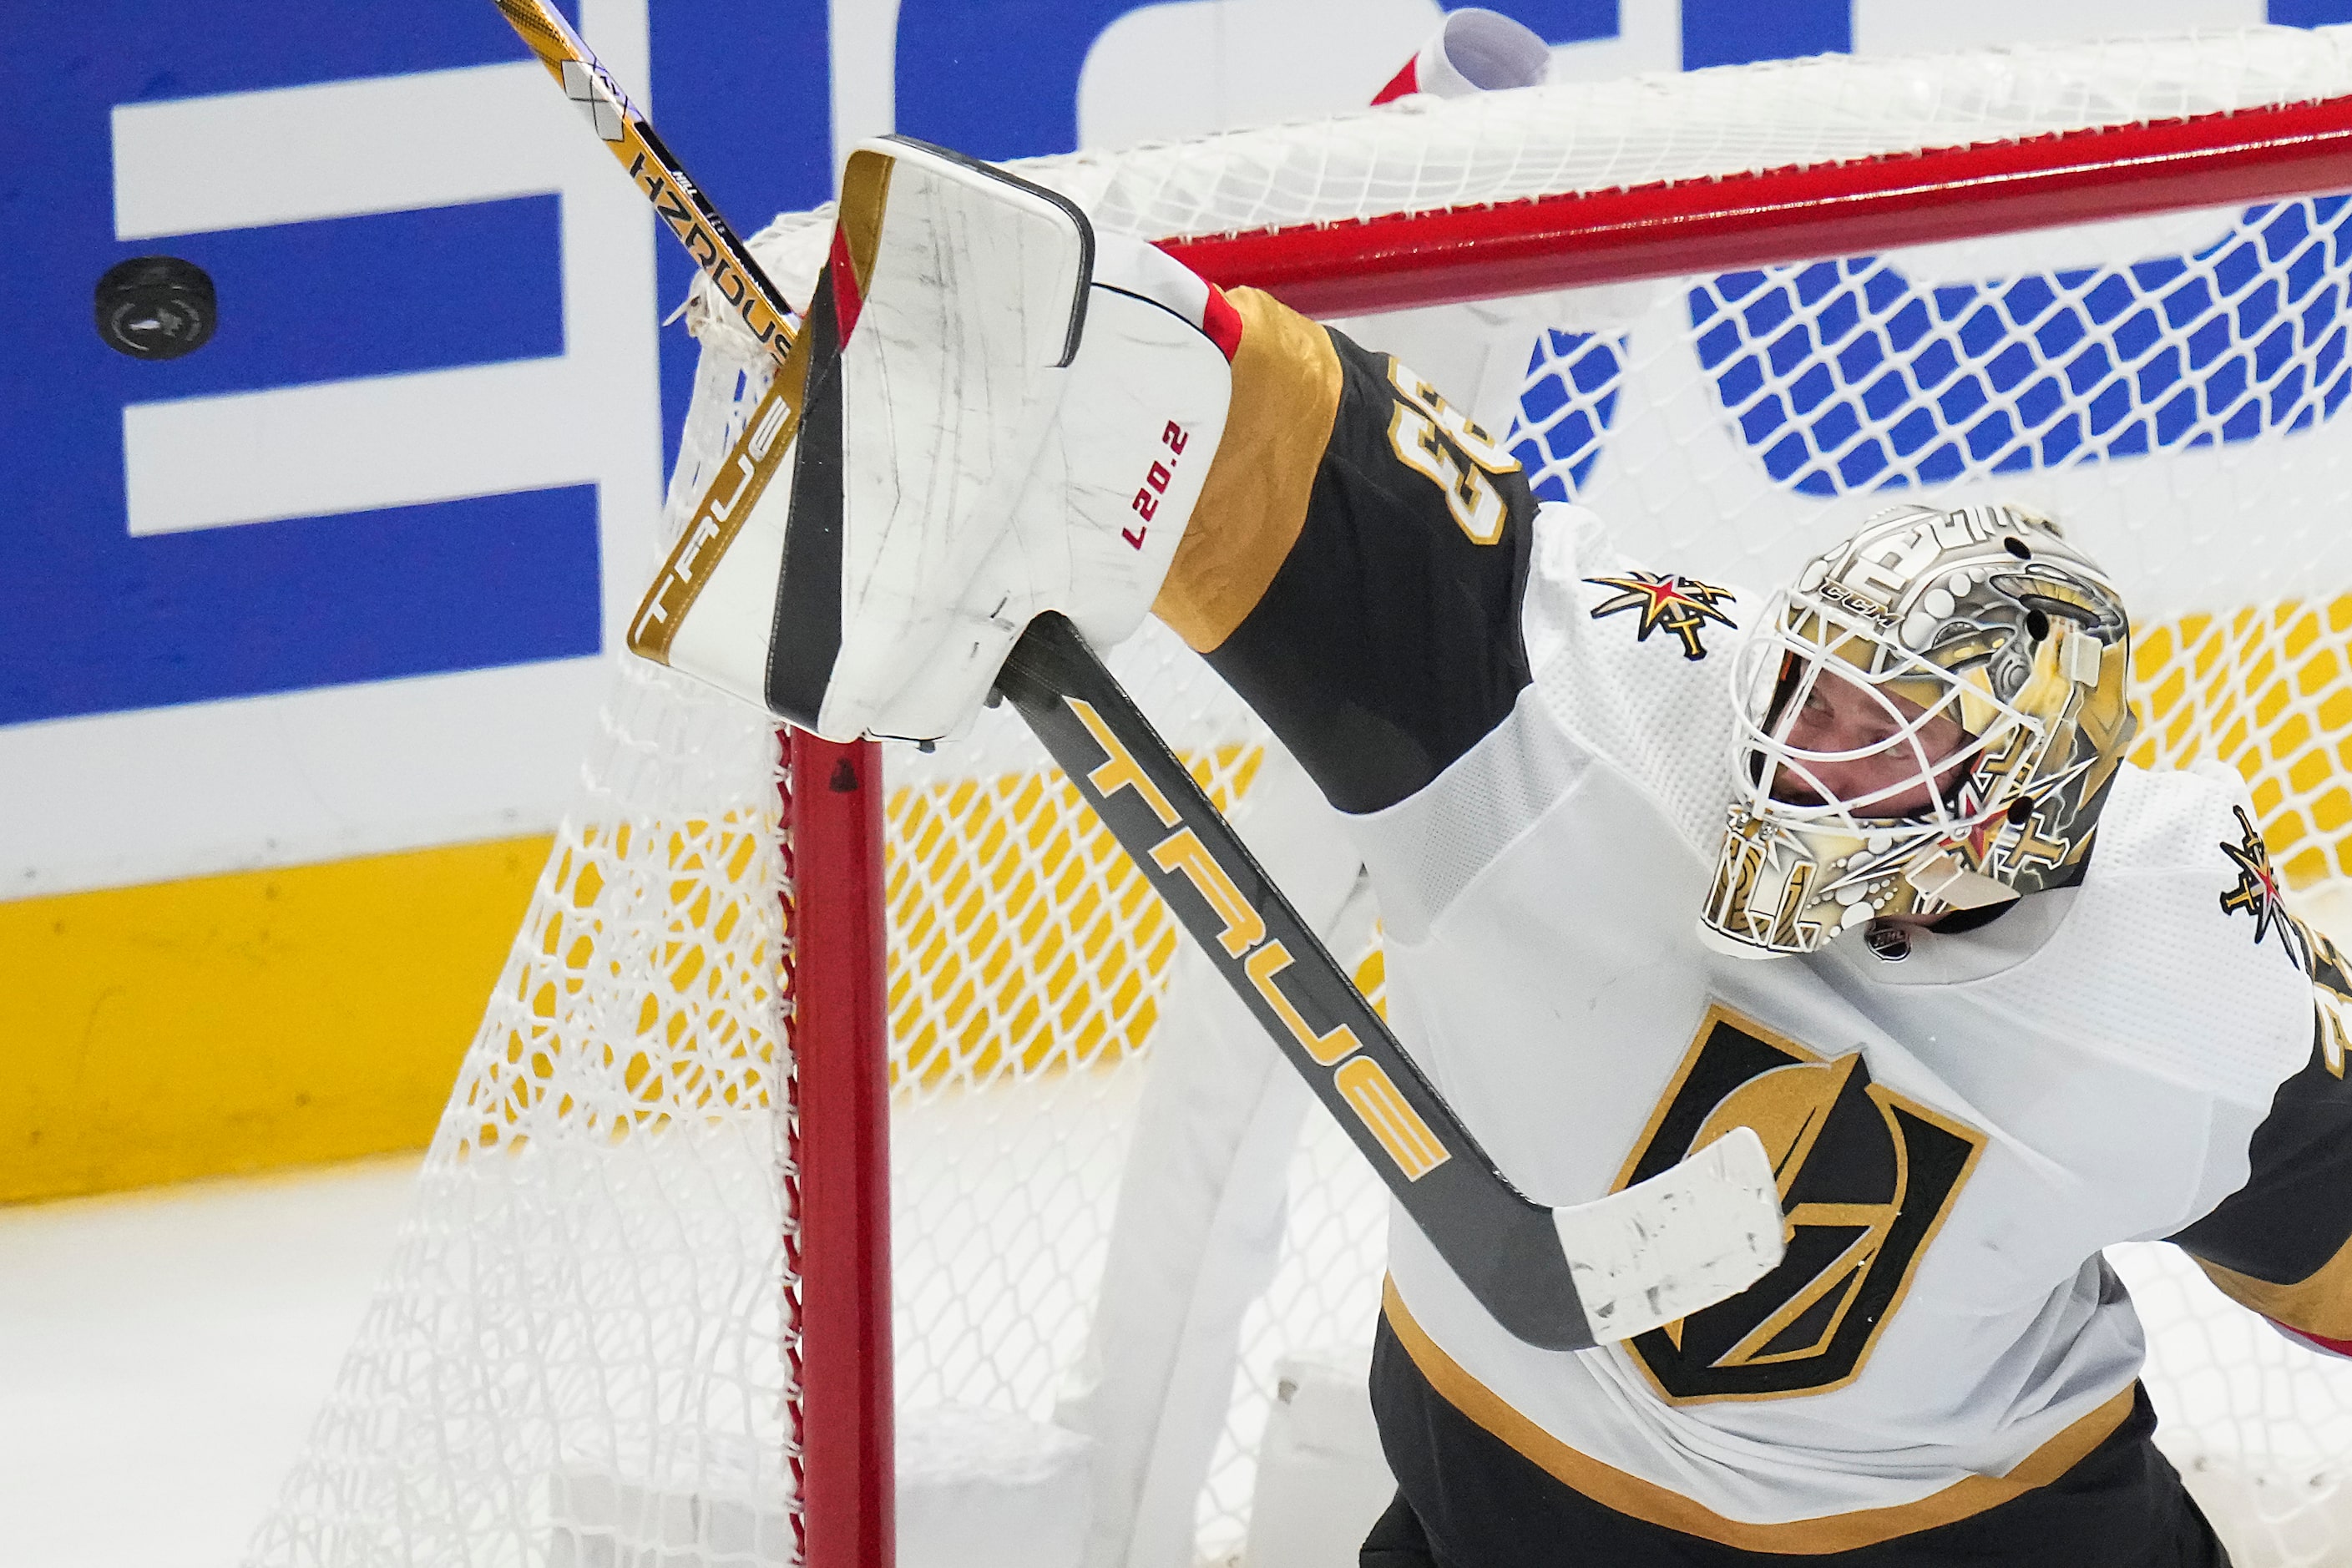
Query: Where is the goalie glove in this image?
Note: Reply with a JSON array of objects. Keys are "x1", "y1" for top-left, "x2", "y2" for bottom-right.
[{"x1": 631, "y1": 136, "x2": 1236, "y2": 741}]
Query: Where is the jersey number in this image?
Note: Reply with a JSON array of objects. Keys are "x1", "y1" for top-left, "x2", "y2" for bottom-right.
[{"x1": 1383, "y1": 361, "x2": 1520, "y2": 545}]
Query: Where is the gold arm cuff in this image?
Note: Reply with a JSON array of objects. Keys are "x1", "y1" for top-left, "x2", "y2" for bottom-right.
[
  {"x1": 1151, "y1": 286, "x2": 1343, "y2": 653},
  {"x1": 2194, "y1": 1230, "x2": 2352, "y2": 1341}
]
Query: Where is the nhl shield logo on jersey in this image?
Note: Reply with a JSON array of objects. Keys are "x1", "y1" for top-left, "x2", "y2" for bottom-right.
[
  {"x1": 1584, "y1": 571, "x2": 1737, "y2": 660},
  {"x1": 1611, "y1": 1005, "x2": 1985, "y2": 1404}
]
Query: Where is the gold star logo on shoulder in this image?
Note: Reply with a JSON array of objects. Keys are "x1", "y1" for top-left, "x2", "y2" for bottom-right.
[
  {"x1": 1585, "y1": 571, "x2": 1739, "y2": 660},
  {"x1": 2219, "y1": 805, "x2": 2305, "y2": 966}
]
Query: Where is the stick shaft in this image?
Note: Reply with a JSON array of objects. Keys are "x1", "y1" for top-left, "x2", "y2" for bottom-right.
[
  {"x1": 997, "y1": 615, "x2": 1593, "y2": 1350},
  {"x1": 489, "y1": 0, "x2": 812, "y2": 666},
  {"x1": 493, "y1": 0, "x2": 792, "y2": 367}
]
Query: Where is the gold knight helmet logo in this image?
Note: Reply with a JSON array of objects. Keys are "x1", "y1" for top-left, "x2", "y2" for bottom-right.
[{"x1": 1614, "y1": 1006, "x2": 1986, "y2": 1402}]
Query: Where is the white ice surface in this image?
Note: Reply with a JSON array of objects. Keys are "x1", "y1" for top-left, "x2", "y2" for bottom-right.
[
  {"x1": 0, "y1": 1157, "x2": 419, "y2": 1568},
  {"x1": 6, "y1": 1115, "x2": 2349, "y2": 1568}
]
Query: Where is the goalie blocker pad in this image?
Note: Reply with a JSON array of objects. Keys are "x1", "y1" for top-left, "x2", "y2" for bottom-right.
[{"x1": 634, "y1": 136, "x2": 1237, "y2": 741}]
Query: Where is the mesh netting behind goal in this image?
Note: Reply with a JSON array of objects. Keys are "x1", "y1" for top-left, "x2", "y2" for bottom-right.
[{"x1": 250, "y1": 26, "x2": 2352, "y2": 1568}]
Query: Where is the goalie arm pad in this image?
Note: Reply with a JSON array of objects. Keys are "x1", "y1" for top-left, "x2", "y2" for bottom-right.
[
  {"x1": 2170, "y1": 1001, "x2": 2352, "y2": 1350},
  {"x1": 1157, "y1": 290, "x2": 1540, "y2": 814}
]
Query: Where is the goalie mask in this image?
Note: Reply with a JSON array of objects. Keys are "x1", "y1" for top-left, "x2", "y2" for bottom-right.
[{"x1": 1701, "y1": 503, "x2": 2136, "y2": 959}]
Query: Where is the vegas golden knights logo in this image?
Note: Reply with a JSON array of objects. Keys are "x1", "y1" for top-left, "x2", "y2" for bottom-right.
[
  {"x1": 1584, "y1": 570, "x2": 1738, "y2": 660},
  {"x1": 1613, "y1": 1005, "x2": 1985, "y2": 1403}
]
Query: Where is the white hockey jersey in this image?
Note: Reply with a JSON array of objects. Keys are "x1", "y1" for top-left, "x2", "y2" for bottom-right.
[
  {"x1": 1156, "y1": 286, "x2": 2352, "y2": 1559},
  {"x1": 1353, "y1": 502, "x2": 2304, "y2": 1541}
]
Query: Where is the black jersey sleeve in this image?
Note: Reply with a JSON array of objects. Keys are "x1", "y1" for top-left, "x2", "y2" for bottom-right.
[
  {"x1": 2168, "y1": 917, "x2": 2352, "y2": 1349},
  {"x1": 1151, "y1": 287, "x2": 1538, "y2": 815}
]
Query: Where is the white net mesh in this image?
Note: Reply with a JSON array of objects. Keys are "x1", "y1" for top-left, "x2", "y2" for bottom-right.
[
  {"x1": 252, "y1": 28, "x2": 2352, "y2": 1568},
  {"x1": 1431, "y1": 196, "x2": 2352, "y2": 1566},
  {"x1": 245, "y1": 362, "x2": 807, "y2": 1565},
  {"x1": 1495, "y1": 196, "x2": 2352, "y2": 898}
]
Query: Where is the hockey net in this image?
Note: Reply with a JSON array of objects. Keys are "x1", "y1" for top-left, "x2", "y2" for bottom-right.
[{"x1": 250, "y1": 26, "x2": 2352, "y2": 1568}]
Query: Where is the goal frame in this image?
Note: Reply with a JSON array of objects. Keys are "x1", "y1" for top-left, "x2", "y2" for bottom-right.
[{"x1": 781, "y1": 82, "x2": 2352, "y2": 1568}]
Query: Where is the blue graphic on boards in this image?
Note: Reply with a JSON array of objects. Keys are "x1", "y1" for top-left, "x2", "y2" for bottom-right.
[
  {"x1": 1, "y1": 1, "x2": 826, "y2": 730},
  {"x1": 1679, "y1": 0, "x2": 1848, "y2": 69},
  {"x1": 0, "y1": 3, "x2": 594, "y2": 728},
  {"x1": 99, "y1": 199, "x2": 566, "y2": 401},
  {"x1": 14, "y1": 2, "x2": 2352, "y2": 730},
  {"x1": 2273, "y1": 1, "x2": 2352, "y2": 25},
  {"x1": 895, "y1": 0, "x2": 1621, "y2": 162}
]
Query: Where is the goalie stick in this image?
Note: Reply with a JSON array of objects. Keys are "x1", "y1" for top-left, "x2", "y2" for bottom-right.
[
  {"x1": 996, "y1": 615, "x2": 1783, "y2": 1349},
  {"x1": 493, "y1": 0, "x2": 1784, "y2": 1353},
  {"x1": 493, "y1": 0, "x2": 789, "y2": 371}
]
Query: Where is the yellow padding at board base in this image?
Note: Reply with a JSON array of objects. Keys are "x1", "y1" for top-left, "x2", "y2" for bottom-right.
[{"x1": 2, "y1": 836, "x2": 547, "y2": 1205}]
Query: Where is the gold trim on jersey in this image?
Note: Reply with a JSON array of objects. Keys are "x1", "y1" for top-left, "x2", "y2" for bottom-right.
[
  {"x1": 1608, "y1": 1004, "x2": 1987, "y2": 1404},
  {"x1": 1152, "y1": 287, "x2": 1342, "y2": 651},
  {"x1": 1383, "y1": 1278, "x2": 2137, "y2": 1554},
  {"x1": 2195, "y1": 1232, "x2": 2352, "y2": 1341}
]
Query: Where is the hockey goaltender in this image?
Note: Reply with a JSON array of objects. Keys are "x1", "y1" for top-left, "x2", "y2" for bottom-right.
[{"x1": 641, "y1": 140, "x2": 2352, "y2": 1567}]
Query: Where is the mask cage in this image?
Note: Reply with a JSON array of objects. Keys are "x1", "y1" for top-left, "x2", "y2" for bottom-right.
[{"x1": 1728, "y1": 592, "x2": 2045, "y2": 838}]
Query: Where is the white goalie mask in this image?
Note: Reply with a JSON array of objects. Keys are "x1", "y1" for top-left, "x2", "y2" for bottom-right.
[{"x1": 1701, "y1": 503, "x2": 2137, "y2": 959}]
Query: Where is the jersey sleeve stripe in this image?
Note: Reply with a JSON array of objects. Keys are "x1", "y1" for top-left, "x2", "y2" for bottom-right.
[
  {"x1": 2193, "y1": 1236, "x2": 2352, "y2": 1342},
  {"x1": 1150, "y1": 286, "x2": 1342, "y2": 652}
]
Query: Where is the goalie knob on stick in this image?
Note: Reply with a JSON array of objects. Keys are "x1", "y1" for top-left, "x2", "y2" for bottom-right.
[{"x1": 1370, "y1": 8, "x2": 1550, "y2": 105}]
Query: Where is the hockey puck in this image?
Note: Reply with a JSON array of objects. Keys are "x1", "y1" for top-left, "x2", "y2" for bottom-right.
[{"x1": 94, "y1": 256, "x2": 217, "y2": 360}]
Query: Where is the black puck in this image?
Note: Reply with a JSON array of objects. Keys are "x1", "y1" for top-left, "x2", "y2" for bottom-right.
[{"x1": 95, "y1": 255, "x2": 217, "y2": 360}]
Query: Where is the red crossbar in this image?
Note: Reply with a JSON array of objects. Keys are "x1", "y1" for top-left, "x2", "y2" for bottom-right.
[{"x1": 1160, "y1": 93, "x2": 2352, "y2": 317}]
